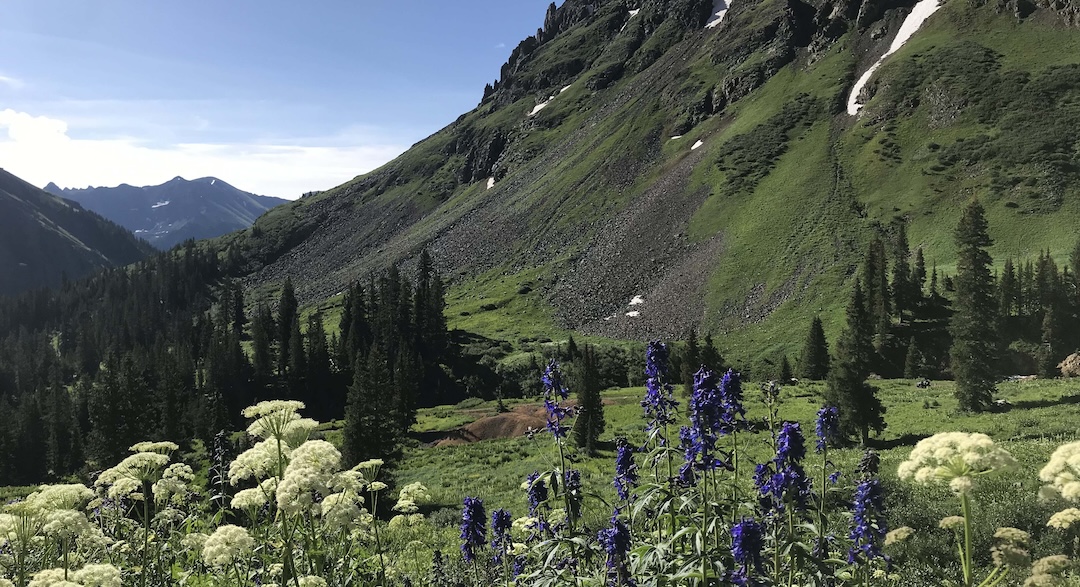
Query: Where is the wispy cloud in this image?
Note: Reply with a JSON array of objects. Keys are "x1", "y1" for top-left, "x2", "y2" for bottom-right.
[
  {"x1": 0, "y1": 74, "x2": 25, "y2": 89},
  {"x1": 0, "y1": 108, "x2": 406, "y2": 199},
  {"x1": 494, "y1": 42, "x2": 506, "y2": 49}
]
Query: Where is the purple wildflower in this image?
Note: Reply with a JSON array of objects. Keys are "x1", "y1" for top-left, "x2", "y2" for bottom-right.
[
  {"x1": 815, "y1": 406, "x2": 841, "y2": 452},
  {"x1": 512, "y1": 556, "x2": 527, "y2": 578},
  {"x1": 613, "y1": 437, "x2": 638, "y2": 501},
  {"x1": 848, "y1": 478, "x2": 887, "y2": 564},
  {"x1": 597, "y1": 509, "x2": 635, "y2": 587},
  {"x1": 731, "y1": 518, "x2": 765, "y2": 575},
  {"x1": 828, "y1": 470, "x2": 842, "y2": 484},
  {"x1": 460, "y1": 496, "x2": 487, "y2": 563},
  {"x1": 677, "y1": 366, "x2": 732, "y2": 482},
  {"x1": 490, "y1": 508, "x2": 513, "y2": 563},
  {"x1": 543, "y1": 359, "x2": 572, "y2": 439},
  {"x1": 755, "y1": 422, "x2": 813, "y2": 513},
  {"x1": 719, "y1": 369, "x2": 747, "y2": 432},
  {"x1": 775, "y1": 421, "x2": 807, "y2": 466},
  {"x1": 525, "y1": 471, "x2": 548, "y2": 516},
  {"x1": 641, "y1": 341, "x2": 678, "y2": 441}
]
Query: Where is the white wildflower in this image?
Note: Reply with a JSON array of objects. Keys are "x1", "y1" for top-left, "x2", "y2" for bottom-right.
[
  {"x1": 898, "y1": 432, "x2": 1016, "y2": 492},
  {"x1": 1048, "y1": 508, "x2": 1080, "y2": 529},
  {"x1": 368, "y1": 481, "x2": 388, "y2": 493},
  {"x1": 287, "y1": 440, "x2": 341, "y2": 475},
  {"x1": 232, "y1": 487, "x2": 270, "y2": 511},
  {"x1": 885, "y1": 526, "x2": 915, "y2": 545},
  {"x1": 26, "y1": 484, "x2": 94, "y2": 511},
  {"x1": 229, "y1": 439, "x2": 287, "y2": 484},
  {"x1": 297, "y1": 576, "x2": 327, "y2": 587},
  {"x1": 243, "y1": 400, "x2": 306, "y2": 441},
  {"x1": 940, "y1": 516, "x2": 966, "y2": 530},
  {"x1": 283, "y1": 418, "x2": 321, "y2": 446},
  {"x1": 0, "y1": 578, "x2": 13, "y2": 587},
  {"x1": 129, "y1": 441, "x2": 178, "y2": 455},
  {"x1": 397, "y1": 482, "x2": 430, "y2": 505},
  {"x1": 43, "y1": 509, "x2": 92, "y2": 540},
  {"x1": 329, "y1": 470, "x2": 367, "y2": 495},
  {"x1": 321, "y1": 492, "x2": 362, "y2": 530},
  {"x1": 180, "y1": 532, "x2": 209, "y2": 553},
  {"x1": 153, "y1": 463, "x2": 194, "y2": 505},
  {"x1": 72, "y1": 563, "x2": 122, "y2": 587},
  {"x1": 202, "y1": 524, "x2": 254, "y2": 567},
  {"x1": 27, "y1": 568, "x2": 69, "y2": 587},
  {"x1": 1039, "y1": 441, "x2": 1080, "y2": 501}
]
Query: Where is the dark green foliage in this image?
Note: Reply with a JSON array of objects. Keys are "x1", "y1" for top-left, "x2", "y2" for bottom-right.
[
  {"x1": 700, "y1": 334, "x2": 724, "y2": 373},
  {"x1": 864, "y1": 237, "x2": 891, "y2": 347},
  {"x1": 797, "y1": 317, "x2": 830, "y2": 380},
  {"x1": 950, "y1": 200, "x2": 1000, "y2": 412},
  {"x1": 826, "y1": 282, "x2": 886, "y2": 446},
  {"x1": 572, "y1": 344, "x2": 605, "y2": 456},
  {"x1": 278, "y1": 278, "x2": 299, "y2": 376},
  {"x1": 913, "y1": 248, "x2": 927, "y2": 297},
  {"x1": 891, "y1": 222, "x2": 913, "y2": 323},
  {"x1": 342, "y1": 347, "x2": 402, "y2": 467},
  {"x1": 251, "y1": 303, "x2": 275, "y2": 384}
]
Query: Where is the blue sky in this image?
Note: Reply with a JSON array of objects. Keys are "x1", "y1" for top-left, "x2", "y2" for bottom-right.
[{"x1": 0, "y1": 1, "x2": 556, "y2": 198}]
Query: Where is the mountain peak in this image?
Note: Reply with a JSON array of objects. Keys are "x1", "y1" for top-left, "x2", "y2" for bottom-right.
[{"x1": 43, "y1": 182, "x2": 63, "y2": 195}]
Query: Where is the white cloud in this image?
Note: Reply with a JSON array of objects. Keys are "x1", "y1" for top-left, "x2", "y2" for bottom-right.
[
  {"x1": 0, "y1": 74, "x2": 25, "y2": 89},
  {"x1": 0, "y1": 108, "x2": 406, "y2": 199}
]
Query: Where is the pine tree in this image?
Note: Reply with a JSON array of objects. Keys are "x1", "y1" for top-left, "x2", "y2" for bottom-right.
[
  {"x1": 930, "y1": 263, "x2": 939, "y2": 299},
  {"x1": 277, "y1": 278, "x2": 298, "y2": 376},
  {"x1": 892, "y1": 222, "x2": 913, "y2": 323},
  {"x1": 903, "y1": 338, "x2": 922, "y2": 379},
  {"x1": 864, "y1": 237, "x2": 891, "y2": 344},
  {"x1": 701, "y1": 334, "x2": 724, "y2": 372},
  {"x1": 797, "y1": 317, "x2": 830, "y2": 380},
  {"x1": 949, "y1": 200, "x2": 1000, "y2": 412},
  {"x1": 999, "y1": 258, "x2": 1018, "y2": 317},
  {"x1": 779, "y1": 355, "x2": 793, "y2": 382},
  {"x1": 825, "y1": 282, "x2": 886, "y2": 446},
  {"x1": 1038, "y1": 304, "x2": 1063, "y2": 379},
  {"x1": 250, "y1": 303, "x2": 275, "y2": 384},
  {"x1": 913, "y1": 247, "x2": 927, "y2": 298},
  {"x1": 681, "y1": 329, "x2": 700, "y2": 396},
  {"x1": 572, "y1": 345, "x2": 605, "y2": 456},
  {"x1": 342, "y1": 347, "x2": 401, "y2": 467}
]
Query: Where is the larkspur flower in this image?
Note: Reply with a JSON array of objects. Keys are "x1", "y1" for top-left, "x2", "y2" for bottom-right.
[
  {"x1": 613, "y1": 437, "x2": 638, "y2": 500},
  {"x1": 524, "y1": 472, "x2": 548, "y2": 517},
  {"x1": 542, "y1": 360, "x2": 572, "y2": 439},
  {"x1": 679, "y1": 366, "x2": 727, "y2": 477},
  {"x1": 460, "y1": 496, "x2": 487, "y2": 563},
  {"x1": 202, "y1": 524, "x2": 255, "y2": 567},
  {"x1": 848, "y1": 478, "x2": 887, "y2": 563},
  {"x1": 719, "y1": 368, "x2": 747, "y2": 432},
  {"x1": 640, "y1": 341, "x2": 678, "y2": 440},
  {"x1": 776, "y1": 421, "x2": 807, "y2": 466},
  {"x1": 490, "y1": 508, "x2": 513, "y2": 563},
  {"x1": 814, "y1": 406, "x2": 841, "y2": 452},
  {"x1": 756, "y1": 422, "x2": 812, "y2": 512},
  {"x1": 731, "y1": 518, "x2": 765, "y2": 576},
  {"x1": 597, "y1": 509, "x2": 634, "y2": 586}
]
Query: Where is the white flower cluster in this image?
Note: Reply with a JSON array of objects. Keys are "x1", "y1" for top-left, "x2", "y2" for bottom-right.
[
  {"x1": 276, "y1": 441, "x2": 342, "y2": 515},
  {"x1": 231, "y1": 478, "x2": 278, "y2": 511},
  {"x1": 897, "y1": 432, "x2": 1017, "y2": 493},
  {"x1": 96, "y1": 445, "x2": 174, "y2": 500},
  {"x1": 1047, "y1": 507, "x2": 1080, "y2": 530},
  {"x1": 202, "y1": 524, "x2": 254, "y2": 567},
  {"x1": 26, "y1": 485, "x2": 94, "y2": 512},
  {"x1": 71, "y1": 563, "x2": 121, "y2": 587},
  {"x1": 152, "y1": 463, "x2": 194, "y2": 506},
  {"x1": 27, "y1": 568, "x2": 75, "y2": 587},
  {"x1": 129, "y1": 441, "x2": 178, "y2": 455},
  {"x1": 244, "y1": 400, "x2": 306, "y2": 441},
  {"x1": 229, "y1": 439, "x2": 286, "y2": 485},
  {"x1": 297, "y1": 576, "x2": 327, "y2": 587},
  {"x1": 393, "y1": 482, "x2": 430, "y2": 515},
  {"x1": 43, "y1": 509, "x2": 93, "y2": 540},
  {"x1": 1039, "y1": 441, "x2": 1080, "y2": 502}
]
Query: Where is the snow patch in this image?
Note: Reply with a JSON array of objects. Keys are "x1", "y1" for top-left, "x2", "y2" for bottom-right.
[
  {"x1": 529, "y1": 99, "x2": 552, "y2": 116},
  {"x1": 151, "y1": 200, "x2": 170, "y2": 208},
  {"x1": 691, "y1": 140, "x2": 704, "y2": 150},
  {"x1": 629, "y1": 295, "x2": 645, "y2": 306},
  {"x1": 670, "y1": 135, "x2": 683, "y2": 140},
  {"x1": 847, "y1": 0, "x2": 942, "y2": 115},
  {"x1": 705, "y1": 0, "x2": 730, "y2": 28},
  {"x1": 560, "y1": 84, "x2": 572, "y2": 93},
  {"x1": 625, "y1": 311, "x2": 641, "y2": 318},
  {"x1": 210, "y1": 179, "x2": 216, "y2": 185},
  {"x1": 486, "y1": 177, "x2": 495, "y2": 190},
  {"x1": 628, "y1": 8, "x2": 640, "y2": 17}
]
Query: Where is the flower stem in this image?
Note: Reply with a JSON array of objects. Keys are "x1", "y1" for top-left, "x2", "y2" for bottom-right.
[{"x1": 961, "y1": 492, "x2": 974, "y2": 587}]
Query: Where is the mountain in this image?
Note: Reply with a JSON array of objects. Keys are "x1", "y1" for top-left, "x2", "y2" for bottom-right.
[
  {"x1": 45, "y1": 177, "x2": 289, "y2": 250},
  {"x1": 207, "y1": 0, "x2": 1080, "y2": 360},
  {"x1": 0, "y1": 169, "x2": 155, "y2": 297}
]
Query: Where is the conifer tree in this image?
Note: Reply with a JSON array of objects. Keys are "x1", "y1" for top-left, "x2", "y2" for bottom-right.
[
  {"x1": 1038, "y1": 304, "x2": 1064, "y2": 379},
  {"x1": 572, "y1": 345, "x2": 605, "y2": 456},
  {"x1": 342, "y1": 346, "x2": 401, "y2": 467},
  {"x1": 913, "y1": 247, "x2": 927, "y2": 298},
  {"x1": 681, "y1": 329, "x2": 700, "y2": 396},
  {"x1": 999, "y1": 258, "x2": 1018, "y2": 317},
  {"x1": 864, "y1": 237, "x2": 891, "y2": 343},
  {"x1": 250, "y1": 303, "x2": 275, "y2": 384},
  {"x1": 949, "y1": 200, "x2": 999, "y2": 412},
  {"x1": 701, "y1": 333, "x2": 724, "y2": 372},
  {"x1": 903, "y1": 338, "x2": 922, "y2": 379},
  {"x1": 779, "y1": 355, "x2": 793, "y2": 382},
  {"x1": 797, "y1": 317, "x2": 830, "y2": 380},
  {"x1": 892, "y1": 223, "x2": 913, "y2": 323},
  {"x1": 277, "y1": 278, "x2": 298, "y2": 376},
  {"x1": 825, "y1": 282, "x2": 886, "y2": 446}
]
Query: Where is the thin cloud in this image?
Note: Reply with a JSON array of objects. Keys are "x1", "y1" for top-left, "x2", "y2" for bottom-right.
[
  {"x1": 0, "y1": 74, "x2": 25, "y2": 89},
  {"x1": 494, "y1": 42, "x2": 506, "y2": 49},
  {"x1": 0, "y1": 108, "x2": 406, "y2": 199}
]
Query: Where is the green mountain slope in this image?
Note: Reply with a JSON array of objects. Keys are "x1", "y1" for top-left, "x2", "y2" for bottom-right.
[
  {"x1": 215, "y1": 0, "x2": 1080, "y2": 363},
  {"x1": 0, "y1": 169, "x2": 154, "y2": 296}
]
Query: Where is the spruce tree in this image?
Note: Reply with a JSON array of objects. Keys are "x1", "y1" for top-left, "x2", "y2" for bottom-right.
[
  {"x1": 1038, "y1": 304, "x2": 1063, "y2": 379},
  {"x1": 572, "y1": 345, "x2": 605, "y2": 455},
  {"x1": 825, "y1": 282, "x2": 886, "y2": 446},
  {"x1": 681, "y1": 329, "x2": 700, "y2": 396},
  {"x1": 999, "y1": 258, "x2": 1018, "y2": 317},
  {"x1": 903, "y1": 338, "x2": 922, "y2": 379},
  {"x1": 701, "y1": 334, "x2": 724, "y2": 372},
  {"x1": 892, "y1": 223, "x2": 913, "y2": 323},
  {"x1": 277, "y1": 278, "x2": 298, "y2": 376},
  {"x1": 779, "y1": 355, "x2": 793, "y2": 382},
  {"x1": 250, "y1": 303, "x2": 275, "y2": 384},
  {"x1": 342, "y1": 346, "x2": 401, "y2": 467},
  {"x1": 913, "y1": 247, "x2": 927, "y2": 298},
  {"x1": 797, "y1": 317, "x2": 830, "y2": 380},
  {"x1": 949, "y1": 200, "x2": 999, "y2": 412}
]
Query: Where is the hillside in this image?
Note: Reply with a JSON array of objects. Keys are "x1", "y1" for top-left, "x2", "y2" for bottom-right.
[
  {"x1": 202, "y1": 0, "x2": 1080, "y2": 363},
  {"x1": 46, "y1": 176, "x2": 288, "y2": 250},
  {"x1": 0, "y1": 169, "x2": 154, "y2": 297}
]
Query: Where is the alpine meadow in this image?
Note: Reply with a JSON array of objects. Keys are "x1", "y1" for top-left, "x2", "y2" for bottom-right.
[{"x1": 6, "y1": 0, "x2": 1080, "y2": 585}]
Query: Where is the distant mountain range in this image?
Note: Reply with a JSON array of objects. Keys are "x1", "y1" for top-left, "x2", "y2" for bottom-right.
[
  {"x1": 0, "y1": 168, "x2": 154, "y2": 297},
  {"x1": 45, "y1": 177, "x2": 289, "y2": 250}
]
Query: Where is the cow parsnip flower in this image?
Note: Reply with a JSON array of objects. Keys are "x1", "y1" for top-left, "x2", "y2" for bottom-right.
[
  {"x1": 229, "y1": 439, "x2": 287, "y2": 484},
  {"x1": 1047, "y1": 508, "x2": 1080, "y2": 529},
  {"x1": 897, "y1": 432, "x2": 1017, "y2": 493},
  {"x1": 1039, "y1": 441, "x2": 1080, "y2": 501},
  {"x1": 72, "y1": 563, "x2": 122, "y2": 587},
  {"x1": 321, "y1": 492, "x2": 362, "y2": 530},
  {"x1": 43, "y1": 509, "x2": 92, "y2": 540},
  {"x1": 287, "y1": 440, "x2": 341, "y2": 475},
  {"x1": 244, "y1": 401, "x2": 306, "y2": 441},
  {"x1": 885, "y1": 526, "x2": 915, "y2": 545},
  {"x1": 129, "y1": 441, "x2": 178, "y2": 455},
  {"x1": 26, "y1": 484, "x2": 94, "y2": 512},
  {"x1": 27, "y1": 568, "x2": 71, "y2": 587},
  {"x1": 940, "y1": 516, "x2": 966, "y2": 530},
  {"x1": 152, "y1": 463, "x2": 194, "y2": 505},
  {"x1": 180, "y1": 532, "x2": 209, "y2": 553},
  {"x1": 297, "y1": 577, "x2": 327, "y2": 587},
  {"x1": 202, "y1": 524, "x2": 254, "y2": 567}
]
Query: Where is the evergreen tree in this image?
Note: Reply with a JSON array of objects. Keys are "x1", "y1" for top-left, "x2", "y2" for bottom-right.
[
  {"x1": 903, "y1": 338, "x2": 923, "y2": 379},
  {"x1": 930, "y1": 263, "x2": 939, "y2": 298},
  {"x1": 999, "y1": 258, "x2": 1018, "y2": 317},
  {"x1": 913, "y1": 247, "x2": 927, "y2": 298},
  {"x1": 681, "y1": 329, "x2": 700, "y2": 396},
  {"x1": 1038, "y1": 304, "x2": 1064, "y2": 379},
  {"x1": 250, "y1": 303, "x2": 275, "y2": 384},
  {"x1": 342, "y1": 347, "x2": 401, "y2": 467},
  {"x1": 572, "y1": 345, "x2": 605, "y2": 456},
  {"x1": 825, "y1": 282, "x2": 886, "y2": 446},
  {"x1": 797, "y1": 317, "x2": 830, "y2": 380},
  {"x1": 701, "y1": 334, "x2": 724, "y2": 372},
  {"x1": 949, "y1": 200, "x2": 1000, "y2": 412},
  {"x1": 277, "y1": 278, "x2": 298, "y2": 376},
  {"x1": 891, "y1": 222, "x2": 913, "y2": 323},
  {"x1": 779, "y1": 355, "x2": 793, "y2": 382}
]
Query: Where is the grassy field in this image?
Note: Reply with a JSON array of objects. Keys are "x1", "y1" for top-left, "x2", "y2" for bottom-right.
[{"x1": 394, "y1": 377, "x2": 1080, "y2": 579}]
